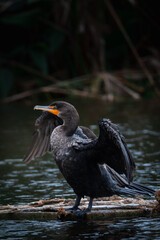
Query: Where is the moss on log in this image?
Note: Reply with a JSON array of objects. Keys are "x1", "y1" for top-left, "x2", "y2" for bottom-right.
[{"x1": 0, "y1": 195, "x2": 159, "y2": 220}]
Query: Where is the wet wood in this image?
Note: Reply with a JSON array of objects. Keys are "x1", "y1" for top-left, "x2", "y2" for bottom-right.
[{"x1": 0, "y1": 195, "x2": 159, "y2": 220}]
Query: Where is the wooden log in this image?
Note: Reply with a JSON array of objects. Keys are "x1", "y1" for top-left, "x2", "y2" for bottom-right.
[{"x1": 0, "y1": 195, "x2": 159, "y2": 220}]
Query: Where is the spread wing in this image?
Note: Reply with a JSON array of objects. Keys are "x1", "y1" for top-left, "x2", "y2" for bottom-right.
[
  {"x1": 23, "y1": 111, "x2": 62, "y2": 163},
  {"x1": 75, "y1": 118, "x2": 135, "y2": 182}
]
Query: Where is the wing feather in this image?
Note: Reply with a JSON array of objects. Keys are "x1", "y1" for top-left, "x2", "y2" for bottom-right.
[
  {"x1": 23, "y1": 111, "x2": 62, "y2": 163},
  {"x1": 98, "y1": 118, "x2": 135, "y2": 182},
  {"x1": 74, "y1": 118, "x2": 135, "y2": 182}
]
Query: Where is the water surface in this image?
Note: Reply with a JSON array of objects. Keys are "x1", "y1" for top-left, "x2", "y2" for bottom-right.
[{"x1": 0, "y1": 97, "x2": 160, "y2": 239}]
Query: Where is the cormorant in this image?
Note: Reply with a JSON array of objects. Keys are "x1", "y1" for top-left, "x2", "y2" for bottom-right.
[{"x1": 24, "y1": 101, "x2": 155, "y2": 215}]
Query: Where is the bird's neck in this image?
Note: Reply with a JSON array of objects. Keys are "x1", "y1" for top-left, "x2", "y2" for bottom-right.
[{"x1": 61, "y1": 113, "x2": 79, "y2": 136}]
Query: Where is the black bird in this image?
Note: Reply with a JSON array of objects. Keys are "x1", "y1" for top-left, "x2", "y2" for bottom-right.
[{"x1": 24, "y1": 101, "x2": 155, "y2": 214}]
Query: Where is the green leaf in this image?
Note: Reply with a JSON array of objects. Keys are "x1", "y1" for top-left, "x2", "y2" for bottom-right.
[
  {"x1": 30, "y1": 50, "x2": 48, "y2": 75},
  {"x1": 0, "y1": 9, "x2": 40, "y2": 27},
  {"x1": 0, "y1": 69, "x2": 13, "y2": 98},
  {"x1": 47, "y1": 30, "x2": 65, "y2": 52}
]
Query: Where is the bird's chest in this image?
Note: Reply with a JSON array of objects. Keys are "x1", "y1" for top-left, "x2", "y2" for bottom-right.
[{"x1": 50, "y1": 131, "x2": 77, "y2": 173}]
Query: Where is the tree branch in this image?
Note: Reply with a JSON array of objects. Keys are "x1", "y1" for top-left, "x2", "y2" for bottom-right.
[{"x1": 104, "y1": 0, "x2": 159, "y2": 94}]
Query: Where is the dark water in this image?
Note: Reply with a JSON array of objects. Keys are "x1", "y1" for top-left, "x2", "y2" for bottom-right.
[{"x1": 0, "y1": 97, "x2": 160, "y2": 239}]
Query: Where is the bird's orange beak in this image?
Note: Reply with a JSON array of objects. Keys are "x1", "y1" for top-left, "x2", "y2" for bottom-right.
[{"x1": 34, "y1": 105, "x2": 59, "y2": 116}]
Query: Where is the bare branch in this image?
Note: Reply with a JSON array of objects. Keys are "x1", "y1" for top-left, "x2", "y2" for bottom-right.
[{"x1": 104, "y1": 0, "x2": 159, "y2": 94}]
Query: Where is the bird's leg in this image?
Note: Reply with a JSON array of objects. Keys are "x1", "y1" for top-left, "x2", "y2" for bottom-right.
[
  {"x1": 66, "y1": 197, "x2": 93, "y2": 218},
  {"x1": 85, "y1": 197, "x2": 93, "y2": 213},
  {"x1": 73, "y1": 197, "x2": 93, "y2": 218},
  {"x1": 72, "y1": 195, "x2": 81, "y2": 210},
  {"x1": 66, "y1": 195, "x2": 81, "y2": 212}
]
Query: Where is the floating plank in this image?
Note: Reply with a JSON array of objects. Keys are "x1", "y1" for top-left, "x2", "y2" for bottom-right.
[{"x1": 0, "y1": 195, "x2": 159, "y2": 220}]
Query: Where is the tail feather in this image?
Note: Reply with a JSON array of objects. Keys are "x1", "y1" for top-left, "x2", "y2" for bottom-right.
[
  {"x1": 101, "y1": 164, "x2": 155, "y2": 197},
  {"x1": 105, "y1": 165, "x2": 155, "y2": 197},
  {"x1": 117, "y1": 187, "x2": 153, "y2": 197},
  {"x1": 129, "y1": 182, "x2": 155, "y2": 196}
]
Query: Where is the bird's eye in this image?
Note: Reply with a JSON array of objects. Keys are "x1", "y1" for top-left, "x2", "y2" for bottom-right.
[{"x1": 49, "y1": 105, "x2": 57, "y2": 109}]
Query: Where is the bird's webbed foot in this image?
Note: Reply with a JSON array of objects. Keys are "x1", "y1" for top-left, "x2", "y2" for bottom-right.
[
  {"x1": 65, "y1": 196, "x2": 93, "y2": 219},
  {"x1": 65, "y1": 195, "x2": 82, "y2": 213},
  {"x1": 71, "y1": 197, "x2": 93, "y2": 219},
  {"x1": 73, "y1": 207, "x2": 91, "y2": 218}
]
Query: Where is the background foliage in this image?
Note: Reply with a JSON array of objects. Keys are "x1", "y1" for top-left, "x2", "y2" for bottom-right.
[{"x1": 0, "y1": 0, "x2": 160, "y2": 101}]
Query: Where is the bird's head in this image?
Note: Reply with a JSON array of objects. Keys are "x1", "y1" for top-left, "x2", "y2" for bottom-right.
[
  {"x1": 34, "y1": 101, "x2": 77, "y2": 118},
  {"x1": 34, "y1": 103, "x2": 60, "y2": 116},
  {"x1": 34, "y1": 101, "x2": 79, "y2": 134}
]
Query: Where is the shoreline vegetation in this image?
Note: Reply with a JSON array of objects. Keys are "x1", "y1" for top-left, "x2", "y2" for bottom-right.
[{"x1": 1, "y1": 1, "x2": 160, "y2": 103}]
